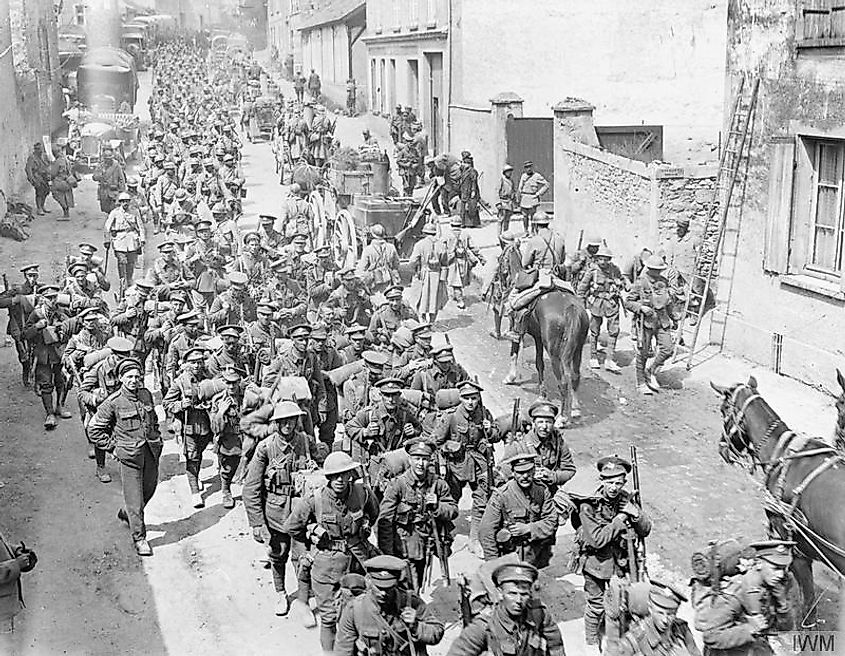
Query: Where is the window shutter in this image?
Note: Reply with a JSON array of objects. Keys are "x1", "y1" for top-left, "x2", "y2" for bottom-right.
[
  {"x1": 803, "y1": 0, "x2": 832, "y2": 40},
  {"x1": 763, "y1": 136, "x2": 795, "y2": 274}
]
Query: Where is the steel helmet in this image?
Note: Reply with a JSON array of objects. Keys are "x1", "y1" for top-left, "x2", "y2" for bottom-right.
[
  {"x1": 271, "y1": 400, "x2": 304, "y2": 421},
  {"x1": 322, "y1": 452, "x2": 360, "y2": 477}
]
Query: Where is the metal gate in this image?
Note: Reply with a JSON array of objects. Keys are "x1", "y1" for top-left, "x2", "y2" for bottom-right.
[{"x1": 506, "y1": 116, "x2": 554, "y2": 202}]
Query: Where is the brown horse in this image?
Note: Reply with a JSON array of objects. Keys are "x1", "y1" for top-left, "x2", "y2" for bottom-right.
[
  {"x1": 504, "y1": 289, "x2": 589, "y2": 423},
  {"x1": 711, "y1": 376, "x2": 845, "y2": 627}
]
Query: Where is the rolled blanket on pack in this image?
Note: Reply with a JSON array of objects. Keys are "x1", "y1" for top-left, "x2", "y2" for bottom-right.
[
  {"x1": 327, "y1": 360, "x2": 364, "y2": 387},
  {"x1": 270, "y1": 375, "x2": 312, "y2": 402},
  {"x1": 435, "y1": 388, "x2": 461, "y2": 410},
  {"x1": 83, "y1": 347, "x2": 112, "y2": 369},
  {"x1": 198, "y1": 378, "x2": 227, "y2": 400}
]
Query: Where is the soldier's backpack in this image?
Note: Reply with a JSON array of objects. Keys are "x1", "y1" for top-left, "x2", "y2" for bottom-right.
[{"x1": 690, "y1": 538, "x2": 751, "y2": 587}]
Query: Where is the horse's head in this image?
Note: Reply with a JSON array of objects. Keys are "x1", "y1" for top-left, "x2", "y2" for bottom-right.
[{"x1": 710, "y1": 376, "x2": 761, "y2": 470}]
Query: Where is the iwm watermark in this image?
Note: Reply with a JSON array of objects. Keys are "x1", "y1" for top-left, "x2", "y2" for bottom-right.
[{"x1": 770, "y1": 632, "x2": 839, "y2": 654}]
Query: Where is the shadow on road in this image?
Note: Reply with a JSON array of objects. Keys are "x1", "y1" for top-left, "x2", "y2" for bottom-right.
[{"x1": 147, "y1": 504, "x2": 232, "y2": 549}]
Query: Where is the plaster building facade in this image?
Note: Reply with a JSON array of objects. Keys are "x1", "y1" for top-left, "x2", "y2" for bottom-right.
[{"x1": 710, "y1": 0, "x2": 845, "y2": 392}]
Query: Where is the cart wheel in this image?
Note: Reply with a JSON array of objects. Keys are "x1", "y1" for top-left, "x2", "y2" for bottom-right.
[
  {"x1": 309, "y1": 191, "x2": 327, "y2": 248},
  {"x1": 332, "y1": 210, "x2": 358, "y2": 270}
]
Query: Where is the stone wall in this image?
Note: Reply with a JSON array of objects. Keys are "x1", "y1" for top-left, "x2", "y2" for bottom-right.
[{"x1": 554, "y1": 135, "x2": 717, "y2": 268}]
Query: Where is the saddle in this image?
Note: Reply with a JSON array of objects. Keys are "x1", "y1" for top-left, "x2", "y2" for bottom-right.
[{"x1": 511, "y1": 271, "x2": 575, "y2": 312}]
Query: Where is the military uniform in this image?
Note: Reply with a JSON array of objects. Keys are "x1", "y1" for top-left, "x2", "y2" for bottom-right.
[
  {"x1": 208, "y1": 372, "x2": 245, "y2": 508},
  {"x1": 521, "y1": 222, "x2": 565, "y2": 275},
  {"x1": 23, "y1": 295, "x2": 72, "y2": 425},
  {"x1": 112, "y1": 287, "x2": 153, "y2": 360},
  {"x1": 345, "y1": 392, "x2": 421, "y2": 485},
  {"x1": 577, "y1": 254, "x2": 625, "y2": 369},
  {"x1": 447, "y1": 561, "x2": 564, "y2": 656},
  {"x1": 262, "y1": 343, "x2": 327, "y2": 414},
  {"x1": 510, "y1": 407, "x2": 576, "y2": 497},
  {"x1": 206, "y1": 343, "x2": 250, "y2": 378},
  {"x1": 691, "y1": 578, "x2": 772, "y2": 656},
  {"x1": 445, "y1": 225, "x2": 483, "y2": 308},
  {"x1": 366, "y1": 299, "x2": 417, "y2": 347},
  {"x1": 431, "y1": 383, "x2": 501, "y2": 528},
  {"x1": 264, "y1": 277, "x2": 308, "y2": 334},
  {"x1": 410, "y1": 357, "x2": 470, "y2": 395},
  {"x1": 305, "y1": 254, "x2": 339, "y2": 306},
  {"x1": 516, "y1": 168, "x2": 550, "y2": 232},
  {"x1": 88, "y1": 371, "x2": 162, "y2": 551},
  {"x1": 281, "y1": 467, "x2": 380, "y2": 646},
  {"x1": 243, "y1": 415, "x2": 312, "y2": 599},
  {"x1": 377, "y1": 464, "x2": 457, "y2": 586},
  {"x1": 356, "y1": 235, "x2": 401, "y2": 294},
  {"x1": 245, "y1": 314, "x2": 284, "y2": 378},
  {"x1": 327, "y1": 282, "x2": 372, "y2": 327},
  {"x1": 103, "y1": 200, "x2": 144, "y2": 286},
  {"x1": 162, "y1": 358, "x2": 213, "y2": 502},
  {"x1": 335, "y1": 579, "x2": 445, "y2": 656},
  {"x1": 577, "y1": 457, "x2": 652, "y2": 645},
  {"x1": 623, "y1": 260, "x2": 683, "y2": 393},
  {"x1": 208, "y1": 288, "x2": 258, "y2": 329}
]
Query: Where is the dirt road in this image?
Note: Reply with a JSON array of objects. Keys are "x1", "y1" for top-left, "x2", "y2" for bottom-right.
[{"x1": 0, "y1": 71, "x2": 839, "y2": 656}]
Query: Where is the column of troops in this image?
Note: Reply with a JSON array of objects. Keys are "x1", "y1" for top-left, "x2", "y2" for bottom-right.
[{"x1": 0, "y1": 35, "x2": 799, "y2": 656}]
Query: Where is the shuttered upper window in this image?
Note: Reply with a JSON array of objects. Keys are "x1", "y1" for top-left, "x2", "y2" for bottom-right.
[
  {"x1": 799, "y1": 0, "x2": 845, "y2": 46},
  {"x1": 809, "y1": 141, "x2": 845, "y2": 274}
]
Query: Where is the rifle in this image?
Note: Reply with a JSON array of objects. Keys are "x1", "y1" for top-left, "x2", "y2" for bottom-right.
[
  {"x1": 510, "y1": 398, "x2": 520, "y2": 441},
  {"x1": 458, "y1": 575, "x2": 473, "y2": 627},
  {"x1": 630, "y1": 445, "x2": 648, "y2": 580},
  {"x1": 103, "y1": 243, "x2": 111, "y2": 276}
]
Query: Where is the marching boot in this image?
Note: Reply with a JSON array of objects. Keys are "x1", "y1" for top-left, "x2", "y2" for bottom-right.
[
  {"x1": 274, "y1": 591, "x2": 290, "y2": 616},
  {"x1": 221, "y1": 477, "x2": 234, "y2": 509},
  {"x1": 21, "y1": 363, "x2": 31, "y2": 388},
  {"x1": 604, "y1": 338, "x2": 621, "y2": 373},
  {"x1": 646, "y1": 365, "x2": 662, "y2": 392},
  {"x1": 42, "y1": 393, "x2": 57, "y2": 429},
  {"x1": 55, "y1": 404, "x2": 72, "y2": 419}
]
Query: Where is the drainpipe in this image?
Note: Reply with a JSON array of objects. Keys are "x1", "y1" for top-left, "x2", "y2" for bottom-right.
[{"x1": 446, "y1": 0, "x2": 453, "y2": 151}]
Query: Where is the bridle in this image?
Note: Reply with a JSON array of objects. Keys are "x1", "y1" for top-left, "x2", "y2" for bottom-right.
[{"x1": 719, "y1": 384, "x2": 766, "y2": 473}]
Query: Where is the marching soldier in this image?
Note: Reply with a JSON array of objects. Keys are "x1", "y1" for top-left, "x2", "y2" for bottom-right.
[
  {"x1": 112, "y1": 279, "x2": 156, "y2": 361},
  {"x1": 624, "y1": 255, "x2": 683, "y2": 395},
  {"x1": 445, "y1": 215, "x2": 484, "y2": 310},
  {"x1": 521, "y1": 211, "x2": 565, "y2": 276},
  {"x1": 392, "y1": 322, "x2": 433, "y2": 378},
  {"x1": 516, "y1": 160, "x2": 550, "y2": 234},
  {"x1": 577, "y1": 244, "x2": 625, "y2": 373},
  {"x1": 516, "y1": 401, "x2": 576, "y2": 497},
  {"x1": 311, "y1": 323, "x2": 343, "y2": 446},
  {"x1": 615, "y1": 580, "x2": 700, "y2": 656},
  {"x1": 103, "y1": 192, "x2": 145, "y2": 290},
  {"x1": 1, "y1": 263, "x2": 39, "y2": 386},
  {"x1": 63, "y1": 307, "x2": 109, "y2": 441},
  {"x1": 88, "y1": 358, "x2": 163, "y2": 557},
  {"x1": 410, "y1": 343, "x2": 470, "y2": 394},
  {"x1": 408, "y1": 223, "x2": 449, "y2": 324},
  {"x1": 64, "y1": 262, "x2": 106, "y2": 312},
  {"x1": 233, "y1": 231, "x2": 270, "y2": 290},
  {"x1": 377, "y1": 438, "x2": 457, "y2": 589},
  {"x1": 147, "y1": 240, "x2": 195, "y2": 297},
  {"x1": 342, "y1": 349, "x2": 390, "y2": 421},
  {"x1": 264, "y1": 257, "x2": 307, "y2": 335},
  {"x1": 568, "y1": 234, "x2": 602, "y2": 288},
  {"x1": 281, "y1": 452, "x2": 380, "y2": 654},
  {"x1": 482, "y1": 231, "x2": 521, "y2": 341},
  {"x1": 209, "y1": 366, "x2": 247, "y2": 509},
  {"x1": 366, "y1": 284, "x2": 417, "y2": 347},
  {"x1": 432, "y1": 380, "x2": 501, "y2": 557},
  {"x1": 576, "y1": 456, "x2": 652, "y2": 648},
  {"x1": 263, "y1": 323, "x2": 327, "y2": 432},
  {"x1": 72, "y1": 243, "x2": 110, "y2": 291},
  {"x1": 165, "y1": 310, "x2": 202, "y2": 384},
  {"x1": 23, "y1": 285, "x2": 73, "y2": 429},
  {"x1": 340, "y1": 324, "x2": 367, "y2": 364},
  {"x1": 245, "y1": 301, "x2": 284, "y2": 380},
  {"x1": 93, "y1": 145, "x2": 127, "y2": 216},
  {"x1": 447, "y1": 561, "x2": 565, "y2": 656},
  {"x1": 163, "y1": 347, "x2": 213, "y2": 508},
  {"x1": 356, "y1": 224, "x2": 401, "y2": 294},
  {"x1": 480, "y1": 441, "x2": 558, "y2": 568},
  {"x1": 305, "y1": 244, "x2": 339, "y2": 306},
  {"x1": 345, "y1": 378, "x2": 421, "y2": 487},
  {"x1": 244, "y1": 401, "x2": 313, "y2": 616},
  {"x1": 742, "y1": 540, "x2": 796, "y2": 634},
  {"x1": 208, "y1": 271, "x2": 257, "y2": 329},
  {"x1": 257, "y1": 214, "x2": 285, "y2": 255},
  {"x1": 78, "y1": 336, "x2": 135, "y2": 483},
  {"x1": 327, "y1": 268, "x2": 372, "y2": 327},
  {"x1": 206, "y1": 325, "x2": 249, "y2": 378},
  {"x1": 335, "y1": 554, "x2": 446, "y2": 656}
]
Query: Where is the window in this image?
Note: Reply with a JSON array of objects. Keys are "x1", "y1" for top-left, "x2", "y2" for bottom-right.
[
  {"x1": 809, "y1": 141, "x2": 845, "y2": 274},
  {"x1": 426, "y1": 0, "x2": 436, "y2": 27},
  {"x1": 799, "y1": 0, "x2": 845, "y2": 46},
  {"x1": 74, "y1": 3, "x2": 85, "y2": 25}
]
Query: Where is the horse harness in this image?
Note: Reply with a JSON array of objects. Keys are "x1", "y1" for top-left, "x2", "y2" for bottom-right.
[{"x1": 722, "y1": 384, "x2": 845, "y2": 568}]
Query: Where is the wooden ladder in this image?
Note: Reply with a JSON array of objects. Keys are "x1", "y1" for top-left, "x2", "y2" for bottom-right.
[{"x1": 672, "y1": 76, "x2": 760, "y2": 369}]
